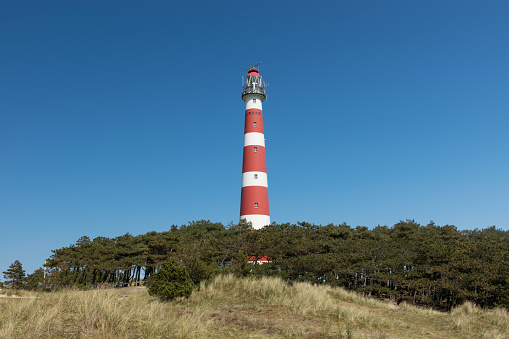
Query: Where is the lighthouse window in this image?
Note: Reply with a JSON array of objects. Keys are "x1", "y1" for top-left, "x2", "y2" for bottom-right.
[
  {"x1": 254, "y1": 174, "x2": 258, "y2": 179},
  {"x1": 253, "y1": 122, "x2": 257, "y2": 127},
  {"x1": 255, "y1": 203, "x2": 259, "y2": 208},
  {"x1": 253, "y1": 147, "x2": 258, "y2": 153},
  {"x1": 253, "y1": 99, "x2": 257, "y2": 103}
]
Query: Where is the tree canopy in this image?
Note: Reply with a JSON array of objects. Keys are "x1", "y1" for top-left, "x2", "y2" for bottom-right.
[
  {"x1": 37, "y1": 220, "x2": 509, "y2": 310},
  {"x1": 3, "y1": 260, "x2": 26, "y2": 290}
]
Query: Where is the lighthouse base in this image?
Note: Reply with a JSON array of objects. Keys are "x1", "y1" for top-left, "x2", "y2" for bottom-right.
[{"x1": 240, "y1": 214, "x2": 270, "y2": 230}]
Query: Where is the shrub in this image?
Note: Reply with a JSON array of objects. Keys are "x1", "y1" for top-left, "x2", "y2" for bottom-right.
[
  {"x1": 148, "y1": 259, "x2": 194, "y2": 300},
  {"x1": 184, "y1": 257, "x2": 214, "y2": 285}
]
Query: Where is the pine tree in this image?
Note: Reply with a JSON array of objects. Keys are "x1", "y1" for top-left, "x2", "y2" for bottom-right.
[
  {"x1": 26, "y1": 268, "x2": 45, "y2": 290},
  {"x1": 2, "y1": 260, "x2": 26, "y2": 289}
]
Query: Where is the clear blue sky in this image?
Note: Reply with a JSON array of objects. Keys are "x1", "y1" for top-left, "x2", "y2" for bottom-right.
[{"x1": 1, "y1": 1, "x2": 508, "y2": 276}]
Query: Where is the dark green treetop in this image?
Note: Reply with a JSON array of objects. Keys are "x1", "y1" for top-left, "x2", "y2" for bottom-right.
[{"x1": 2, "y1": 260, "x2": 26, "y2": 289}]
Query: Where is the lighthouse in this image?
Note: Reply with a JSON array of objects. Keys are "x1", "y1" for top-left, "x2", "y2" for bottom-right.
[{"x1": 240, "y1": 65, "x2": 270, "y2": 229}]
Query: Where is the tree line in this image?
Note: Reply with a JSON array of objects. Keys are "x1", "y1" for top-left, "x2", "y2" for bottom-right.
[{"x1": 3, "y1": 220, "x2": 508, "y2": 310}]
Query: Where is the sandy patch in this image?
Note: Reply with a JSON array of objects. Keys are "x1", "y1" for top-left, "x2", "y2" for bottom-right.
[{"x1": 0, "y1": 294, "x2": 36, "y2": 299}]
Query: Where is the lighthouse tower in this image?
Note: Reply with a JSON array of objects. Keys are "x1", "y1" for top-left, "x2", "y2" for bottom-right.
[{"x1": 240, "y1": 66, "x2": 270, "y2": 229}]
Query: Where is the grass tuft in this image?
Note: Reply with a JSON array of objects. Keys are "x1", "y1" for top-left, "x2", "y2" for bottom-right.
[{"x1": 0, "y1": 276, "x2": 507, "y2": 338}]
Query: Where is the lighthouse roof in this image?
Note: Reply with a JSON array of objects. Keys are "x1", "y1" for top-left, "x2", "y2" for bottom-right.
[{"x1": 247, "y1": 69, "x2": 260, "y2": 76}]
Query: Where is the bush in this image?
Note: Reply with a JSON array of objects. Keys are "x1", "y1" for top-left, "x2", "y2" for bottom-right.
[
  {"x1": 148, "y1": 259, "x2": 194, "y2": 300},
  {"x1": 184, "y1": 257, "x2": 215, "y2": 285}
]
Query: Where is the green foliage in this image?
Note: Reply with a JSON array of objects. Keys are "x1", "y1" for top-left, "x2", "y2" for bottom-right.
[
  {"x1": 184, "y1": 257, "x2": 215, "y2": 285},
  {"x1": 148, "y1": 259, "x2": 194, "y2": 300},
  {"x1": 26, "y1": 268, "x2": 45, "y2": 291},
  {"x1": 43, "y1": 219, "x2": 509, "y2": 310},
  {"x1": 2, "y1": 260, "x2": 26, "y2": 289}
]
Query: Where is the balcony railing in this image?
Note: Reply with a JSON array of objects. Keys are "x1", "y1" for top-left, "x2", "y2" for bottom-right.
[{"x1": 242, "y1": 85, "x2": 266, "y2": 99}]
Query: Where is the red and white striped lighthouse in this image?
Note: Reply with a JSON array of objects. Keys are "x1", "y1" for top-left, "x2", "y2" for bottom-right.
[{"x1": 240, "y1": 66, "x2": 270, "y2": 229}]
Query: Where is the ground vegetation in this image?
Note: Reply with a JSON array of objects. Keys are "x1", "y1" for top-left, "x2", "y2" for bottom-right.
[
  {"x1": 0, "y1": 274, "x2": 507, "y2": 338},
  {"x1": 34, "y1": 219, "x2": 509, "y2": 310}
]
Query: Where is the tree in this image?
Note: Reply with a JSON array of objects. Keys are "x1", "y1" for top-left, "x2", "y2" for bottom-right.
[
  {"x1": 41, "y1": 220, "x2": 509, "y2": 309},
  {"x1": 3, "y1": 260, "x2": 26, "y2": 289},
  {"x1": 148, "y1": 259, "x2": 194, "y2": 300},
  {"x1": 26, "y1": 268, "x2": 45, "y2": 291}
]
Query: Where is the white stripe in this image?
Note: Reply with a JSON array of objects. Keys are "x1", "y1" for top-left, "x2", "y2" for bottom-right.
[
  {"x1": 244, "y1": 132, "x2": 265, "y2": 147},
  {"x1": 242, "y1": 171, "x2": 268, "y2": 188},
  {"x1": 240, "y1": 215, "x2": 271, "y2": 229},
  {"x1": 245, "y1": 97, "x2": 263, "y2": 110}
]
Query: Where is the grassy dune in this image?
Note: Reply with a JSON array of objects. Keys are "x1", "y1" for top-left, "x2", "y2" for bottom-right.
[{"x1": 1, "y1": 275, "x2": 508, "y2": 338}]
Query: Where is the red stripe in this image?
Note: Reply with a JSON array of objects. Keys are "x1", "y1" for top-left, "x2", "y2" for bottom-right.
[
  {"x1": 240, "y1": 186, "x2": 269, "y2": 215},
  {"x1": 244, "y1": 110, "x2": 264, "y2": 133},
  {"x1": 245, "y1": 109, "x2": 262, "y2": 114},
  {"x1": 242, "y1": 146, "x2": 266, "y2": 172}
]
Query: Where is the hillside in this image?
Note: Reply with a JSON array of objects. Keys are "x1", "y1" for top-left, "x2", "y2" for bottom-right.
[
  {"x1": 1, "y1": 275, "x2": 507, "y2": 338},
  {"x1": 43, "y1": 221, "x2": 509, "y2": 310}
]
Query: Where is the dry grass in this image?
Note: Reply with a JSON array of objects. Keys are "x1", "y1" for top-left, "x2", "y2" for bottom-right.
[{"x1": 1, "y1": 275, "x2": 508, "y2": 338}]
